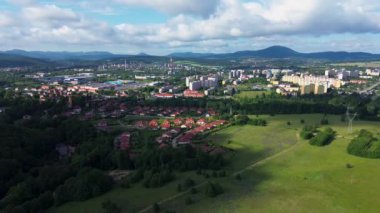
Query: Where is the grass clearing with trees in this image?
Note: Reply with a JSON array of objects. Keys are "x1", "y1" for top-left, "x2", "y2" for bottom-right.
[
  {"x1": 177, "y1": 114, "x2": 380, "y2": 213},
  {"x1": 52, "y1": 114, "x2": 380, "y2": 213}
]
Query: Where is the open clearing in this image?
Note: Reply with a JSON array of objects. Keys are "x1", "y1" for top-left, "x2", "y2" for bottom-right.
[
  {"x1": 234, "y1": 90, "x2": 271, "y2": 99},
  {"x1": 178, "y1": 114, "x2": 380, "y2": 213},
  {"x1": 53, "y1": 114, "x2": 380, "y2": 213}
]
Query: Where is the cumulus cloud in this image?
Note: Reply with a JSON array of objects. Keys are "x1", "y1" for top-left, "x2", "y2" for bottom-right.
[
  {"x1": 1, "y1": 0, "x2": 380, "y2": 53},
  {"x1": 22, "y1": 5, "x2": 80, "y2": 27}
]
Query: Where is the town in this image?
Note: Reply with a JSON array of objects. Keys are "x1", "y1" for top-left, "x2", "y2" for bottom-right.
[{"x1": 1, "y1": 0, "x2": 380, "y2": 212}]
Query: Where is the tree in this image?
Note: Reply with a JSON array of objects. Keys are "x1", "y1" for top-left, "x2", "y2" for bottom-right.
[
  {"x1": 153, "y1": 203, "x2": 160, "y2": 213},
  {"x1": 102, "y1": 200, "x2": 121, "y2": 213},
  {"x1": 347, "y1": 130, "x2": 380, "y2": 158},
  {"x1": 185, "y1": 197, "x2": 193, "y2": 205},
  {"x1": 234, "y1": 115, "x2": 250, "y2": 125},
  {"x1": 204, "y1": 182, "x2": 223, "y2": 197},
  {"x1": 235, "y1": 174, "x2": 242, "y2": 181},
  {"x1": 183, "y1": 178, "x2": 195, "y2": 188},
  {"x1": 309, "y1": 128, "x2": 335, "y2": 146},
  {"x1": 177, "y1": 184, "x2": 183, "y2": 192}
]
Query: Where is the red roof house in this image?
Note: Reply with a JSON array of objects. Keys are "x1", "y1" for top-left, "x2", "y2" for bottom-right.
[
  {"x1": 161, "y1": 120, "x2": 171, "y2": 129},
  {"x1": 149, "y1": 119, "x2": 159, "y2": 129},
  {"x1": 196, "y1": 118, "x2": 207, "y2": 126},
  {"x1": 185, "y1": 118, "x2": 195, "y2": 125},
  {"x1": 135, "y1": 120, "x2": 147, "y2": 129},
  {"x1": 173, "y1": 118, "x2": 182, "y2": 126},
  {"x1": 118, "y1": 132, "x2": 132, "y2": 151}
]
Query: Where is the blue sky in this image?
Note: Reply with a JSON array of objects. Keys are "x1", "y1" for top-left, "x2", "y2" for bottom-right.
[{"x1": 1, "y1": 0, "x2": 380, "y2": 54}]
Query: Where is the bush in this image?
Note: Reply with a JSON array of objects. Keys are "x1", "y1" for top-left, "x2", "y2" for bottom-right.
[
  {"x1": 153, "y1": 203, "x2": 160, "y2": 213},
  {"x1": 120, "y1": 177, "x2": 131, "y2": 188},
  {"x1": 190, "y1": 188, "x2": 197, "y2": 194},
  {"x1": 234, "y1": 115, "x2": 250, "y2": 125},
  {"x1": 183, "y1": 178, "x2": 195, "y2": 188},
  {"x1": 54, "y1": 168, "x2": 113, "y2": 206},
  {"x1": 204, "y1": 182, "x2": 224, "y2": 197},
  {"x1": 143, "y1": 170, "x2": 174, "y2": 188},
  {"x1": 185, "y1": 197, "x2": 193, "y2": 205},
  {"x1": 250, "y1": 118, "x2": 267, "y2": 126},
  {"x1": 347, "y1": 130, "x2": 380, "y2": 158},
  {"x1": 320, "y1": 118, "x2": 329, "y2": 125},
  {"x1": 177, "y1": 184, "x2": 182, "y2": 192},
  {"x1": 309, "y1": 128, "x2": 335, "y2": 146},
  {"x1": 300, "y1": 125, "x2": 317, "y2": 140},
  {"x1": 235, "y1": 174, "x2": 242, "y2": 181},
  {"x1": 102, "y1": 200, "x2": 121, "y2": 213}
]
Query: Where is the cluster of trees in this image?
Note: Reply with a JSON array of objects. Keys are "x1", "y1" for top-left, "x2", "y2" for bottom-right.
[
  {"x1": 142, "y1": 170, "x2": 174, "y2": 188},
  {"x1": 347, "y1": 130, "x2": 380, "y2": 158},
  {"x1": 251, "y1": 118, "x2": 267, "y2": 126},
  {"x1": 309, "y1": 128, "x2": 335, "y2": 146},
  {"x1": 135, "y1": 145, "x2": 225, "y2": 172},
  {"x1": 300, "y1": 125, "x2": 317, "y2": 140},
  {"x1": 54, "y1": 168, "x2": 113, "y2": 205},
  {"x1": 233, "y1": 115, "x2": 250, "y2": 125},
  {"x1": 0, "y1": 116, "x2": 117, "y2": 212},
  {"x1": 204, "y1": 182, "x2": 224, "y2": 197}
]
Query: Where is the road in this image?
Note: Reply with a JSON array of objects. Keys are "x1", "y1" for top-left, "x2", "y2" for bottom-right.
[{"x1": 138, "y1": 134, "x2": 300, "y2": 213}]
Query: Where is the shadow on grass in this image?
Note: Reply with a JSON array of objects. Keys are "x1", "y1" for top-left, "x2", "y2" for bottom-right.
[{"x1": 157, "y1": 149, "x2": 274, "y2": 213}]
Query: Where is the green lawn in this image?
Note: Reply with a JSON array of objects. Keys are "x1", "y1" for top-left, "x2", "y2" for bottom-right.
[
  {"x1": 176, "y1": 115, "x2": 380, "y2": 213},
  {"x1": 52, "y1": 114, "x2": 380, "y2": 213},
  {"x1": 234, "y1": 90, "x2": 271, "y2": 99}
]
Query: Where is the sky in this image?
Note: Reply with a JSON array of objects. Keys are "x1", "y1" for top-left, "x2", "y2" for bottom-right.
[{"x1": 1, "y1": 0, "x2": 380, "y2": 55}]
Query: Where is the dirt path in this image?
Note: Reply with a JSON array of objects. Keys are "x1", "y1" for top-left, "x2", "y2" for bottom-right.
[{"x1": 138, "y1": 134, "x2": 301, "y2": 213}]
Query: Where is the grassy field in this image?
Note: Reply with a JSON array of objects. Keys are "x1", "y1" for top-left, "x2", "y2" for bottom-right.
[
  {"x1": 234, "y1": 90, "x2": 271, "y2": 99},
  {"x1": 52, "y1": 114, "x2": 380, "y2": 213},
  {"x1": 174, "y1": 115, "x2": 380, "y2": 213},
  {"x1": 331, "y1": 61, "x2": 380, "y2": 68}
]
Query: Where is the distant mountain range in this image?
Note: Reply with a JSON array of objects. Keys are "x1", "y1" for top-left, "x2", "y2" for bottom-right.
[
  {"x1": 169, "y1": 46, "x2": 380, "y2": 60},
  {"x1": 0, "y1": 49, "x2": 124, "y2": 61},
  {"x1": 1, "y1": 46, "x2": 380, "y2": 67}
]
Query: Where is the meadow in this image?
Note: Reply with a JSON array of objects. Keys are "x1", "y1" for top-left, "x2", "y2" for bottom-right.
[
  {"x1": 53, "y1": 114, "x2": 380, "y2": 213},
  {"x1": 234, "y1": 90, "x2": 271, "y2": 99},
  {"x1": 176, "y1": 114, "x2": 380, "y2": 213}
]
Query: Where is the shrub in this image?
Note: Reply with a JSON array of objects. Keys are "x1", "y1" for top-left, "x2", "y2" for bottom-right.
[
  {"x1": 153, "y1": 203, "x2": 160, "y2": 213},
  {"x1": 235, "y1": 174, "x2": 242, "y2": 181},
  {"x1": 185, "y1": 197, "x2": 193, "y2": 205},
  {"x1": 204, "y1": 182, "x2": 224, "y2": 197},
  {"x1": 320, "y1": 118, "x2": 329, "y2": 125},
  {"x1": 347, "y1": 130, "x2": 380, "y2": 158},
  {"x1": 183, "y1": 178, "x2": 195, "y2": 188},
  {"x1": 309, "y1": 128, "x2": 335, "y2": 146},
  {"x1": 102, "y1": 200, "x2": 121, "y2": 213},
  {"x1": 300, "y1": 125, "x2": 316, "y2": 140},
  {"x1": 234, "y1": 115, "x2": 250, "y2": 125},
  {"x1": 190, "y1": 188, "x2": 197, "y2": 194},
  {"x1": 251, "y1": 118, "x2": 267, "y2": 126}
]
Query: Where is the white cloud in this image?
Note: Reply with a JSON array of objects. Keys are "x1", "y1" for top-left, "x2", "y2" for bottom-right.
[
  {"x1": 22, "y1": 5, "x2": 80, "y2": 25},
  {"x1": 114, "y1": 0, "x2": 380, "y2": 44},
  {"x1": 1, "y1": 0, "x2": 380, "y2": 53}
]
